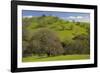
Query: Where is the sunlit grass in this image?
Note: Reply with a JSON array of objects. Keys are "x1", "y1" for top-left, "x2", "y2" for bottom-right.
[{"x1": 22, "y1": 55, "x2": 90, "y2": 62}]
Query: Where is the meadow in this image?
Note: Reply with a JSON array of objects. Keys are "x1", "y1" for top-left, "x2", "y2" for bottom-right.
[{"x1": 22, "y1": 55, "x2": 90, "y2": 62}]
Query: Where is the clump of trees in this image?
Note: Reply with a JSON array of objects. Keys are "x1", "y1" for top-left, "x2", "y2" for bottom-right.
[
  {"x1": 62, "y1": 34, "x2": 90, "y2": 55},
  {"x1": 23, "y1": 28, "x2": 64, "y2": 57}
]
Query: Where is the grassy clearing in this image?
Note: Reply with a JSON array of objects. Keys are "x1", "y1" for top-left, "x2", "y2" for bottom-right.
[{"x1": 22, "y1": 55, "x2": 90, "y2": 62}]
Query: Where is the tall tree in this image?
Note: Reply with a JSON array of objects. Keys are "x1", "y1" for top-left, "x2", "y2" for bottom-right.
[{"x1": 30, "y1": 28, "x2": 64, "y2": 57}]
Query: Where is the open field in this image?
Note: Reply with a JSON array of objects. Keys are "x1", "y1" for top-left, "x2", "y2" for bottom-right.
[{"x1": 22, "y1": 55, "x2": 90, "y2": 62}]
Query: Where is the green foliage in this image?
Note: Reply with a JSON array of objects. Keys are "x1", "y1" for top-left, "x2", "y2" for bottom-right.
[
  {"x1": 22, "y1": 15, "x2": 90, "y2": 58},
  {"x1": 29, "y1": 28, "x2": 64, "y2": 57},
  {"x1": 62, "y1": 34, "x2": 90, "y2": 55}
]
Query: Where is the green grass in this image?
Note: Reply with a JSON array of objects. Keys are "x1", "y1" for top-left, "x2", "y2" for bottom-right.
[
  {"x1": 22, "y1": 55, "x2": 90, "y2": 62},
  {"x1": 56, "y1": 30, "x2": 74, "y2": 41}
]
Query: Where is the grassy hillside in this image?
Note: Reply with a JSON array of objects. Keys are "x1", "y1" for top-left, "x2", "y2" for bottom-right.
[
  {"x1": 22, "y1": 16, "x2": 89, "y2": 42},
  {"x1": 22, "y1": 15, "x2": 90, "y2": 62}
]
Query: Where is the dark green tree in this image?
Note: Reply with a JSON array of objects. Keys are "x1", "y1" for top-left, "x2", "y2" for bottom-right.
[{"x1": 30, "y1": 28, "x2": 64, "y2": 57}]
